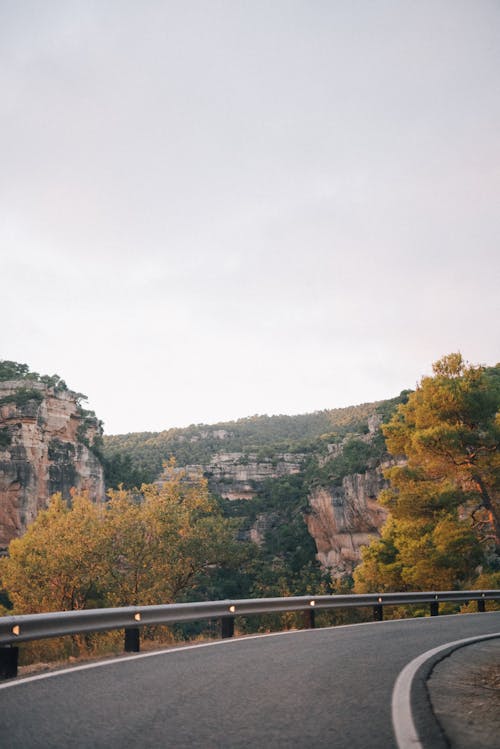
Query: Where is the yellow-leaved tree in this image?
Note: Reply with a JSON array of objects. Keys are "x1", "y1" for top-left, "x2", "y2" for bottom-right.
[
  {"x1": 0, "y1": 462, "x2": 241, "y2": 615},
  {"x1": 1, "y1": 492, "x2": 105, "y2": 613},
  {"x1": 101, "y1": 461, "x2": 240, "y2": 606}
]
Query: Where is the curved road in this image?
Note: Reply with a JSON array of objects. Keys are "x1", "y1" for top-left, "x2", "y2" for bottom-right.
[{"x1": 1, "y1": 612, "x2": 499, "y2": 748}]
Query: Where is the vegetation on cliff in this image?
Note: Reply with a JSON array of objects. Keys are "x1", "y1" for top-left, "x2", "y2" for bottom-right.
[
  {"x1": 0, "y1": 360, "x2": 69, "y2": 391},
  {"x1": 220, "y1": 473, "x2": 332, "y2": 598},
  {"x1": 354, "y1": 354, "x2": 500, "y2": 593},
  {"x1": 0, "y1": 359, "x2": 104, "y2": 460},
  {"x1": 102, "y1": 402, "x2": 388, "y2": 483}
]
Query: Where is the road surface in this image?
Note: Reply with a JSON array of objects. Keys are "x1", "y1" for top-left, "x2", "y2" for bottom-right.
[{"x1": 1, "y1": 611, "x2": 499, "y2": 748}]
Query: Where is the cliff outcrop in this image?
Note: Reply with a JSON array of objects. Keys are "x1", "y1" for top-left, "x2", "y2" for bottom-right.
[
  {"x1": 305, "y1": 467, "x2": 389, "y2": 577},
  {"x1": 185, "y1": 451, "x2": 306, "y2": 500},
  {"x1": 178, "y1": 424, "x2": 392, "y2": 578},
  {"x1": 304, "y1": 415, "x2": 393, "y2": 577},
  {"x1": 0, "y1": 381, "x2": 105, "y2": 552},
  {"x1": 107, "y1": 396, "x2": 410, "y2": 582}
]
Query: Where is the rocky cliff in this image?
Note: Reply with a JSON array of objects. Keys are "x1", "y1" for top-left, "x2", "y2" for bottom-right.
[
  {"x1": 104, "y1": 394, "x2": 409, "y2": 583},
  {"x1": 304, "y1": 414, "x2": 392, "y2": 577},
  {"x1": 184, "y1": 451, "x2": 306, "y2": 500},
  {"x1": 0, "y1": 381, "x2": 105, "y2": 552},
  {"x1": 305, "y1": 467, "x2": 389, "y2": 577},
  {"x1": 179, "y1": 416, "x2": 392, "y2": 579}
]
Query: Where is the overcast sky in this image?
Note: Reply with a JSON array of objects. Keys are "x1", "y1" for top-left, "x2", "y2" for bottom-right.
[{"x1": 1, "y1": 1, "x2": 499, "y2": 435}]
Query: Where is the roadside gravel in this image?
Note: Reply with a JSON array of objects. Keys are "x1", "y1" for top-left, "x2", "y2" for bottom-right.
[{"x1": 427, "y1": 638, "x2": 500, "y2": 749}]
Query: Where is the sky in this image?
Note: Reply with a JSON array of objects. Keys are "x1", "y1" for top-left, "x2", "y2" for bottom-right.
[{"x1": 1, "y1": 1, "x2": 499, "y2": 435}]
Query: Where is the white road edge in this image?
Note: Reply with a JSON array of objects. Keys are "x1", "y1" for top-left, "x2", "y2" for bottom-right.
[{"x1": 392, "y1": 630, "x2": 500, "y2": 749}]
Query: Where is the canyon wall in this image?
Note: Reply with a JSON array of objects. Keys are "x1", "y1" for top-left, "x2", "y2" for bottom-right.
[
  {"x1": 0, "y1": 381, "x2": 105, "y2": 552},
  {"x1": 184, "y1": 451, "x2": 306, "y2": 500},
  {"x1": 304, "y1": 414, "x2": 392, "y2": 577},
  {"x1": 180, "y1": 416, "x2": 392, "y2": 579},
  {"x1": 305, "y1": 466, "x2": 389, "y2": 577}
]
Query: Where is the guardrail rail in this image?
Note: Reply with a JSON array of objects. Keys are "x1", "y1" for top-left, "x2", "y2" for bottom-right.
[{"x1": 1, "y1": 589, "x2": 498, "y2": 679}]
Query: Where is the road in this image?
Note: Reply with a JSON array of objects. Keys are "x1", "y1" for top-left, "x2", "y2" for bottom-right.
[{"x1": 1, "y1": 611, "x2": 499, "y2": 748}]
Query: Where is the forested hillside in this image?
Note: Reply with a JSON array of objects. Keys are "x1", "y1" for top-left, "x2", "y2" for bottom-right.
[
  {"x1": 102, "y1": 398, "x2": 404, "y2": 485},
  {"x1": 99, "y1": 393, "x2": 409, "y2": 599}
]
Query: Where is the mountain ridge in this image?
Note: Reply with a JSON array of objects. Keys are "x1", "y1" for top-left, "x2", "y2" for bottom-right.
[{"x1": 102, "y1": 395, "x2": 406, "y2": 483}]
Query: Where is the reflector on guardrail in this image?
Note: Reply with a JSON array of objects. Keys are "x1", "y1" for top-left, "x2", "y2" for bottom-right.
[{"x1": 0, "y1": 589, "x2": 499, "y2": 680}]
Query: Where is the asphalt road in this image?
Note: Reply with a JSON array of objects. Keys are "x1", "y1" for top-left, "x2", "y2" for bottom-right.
[{"x1": 1, "y1": 611, "x2": 499, "y2": 748}]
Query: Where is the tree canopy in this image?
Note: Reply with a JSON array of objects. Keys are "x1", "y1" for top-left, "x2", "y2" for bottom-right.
[
  {"x1": 354, "y1": 354, "x2": 500, "y2": 593},
  {"x1": 0, "y1": 464, "x2": 243, "y2": 614},
  {"x1": 0, "y1": 359, "x2": 68, "y2": 391}
]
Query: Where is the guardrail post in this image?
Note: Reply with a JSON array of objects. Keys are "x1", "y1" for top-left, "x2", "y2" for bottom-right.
[
  {"x1": 477, "y1": 599, "x2": 486, "y2": 613},
  {"x1": 304, "y1": 608, "x2": 315, "y2": 629},
  {"x1": 430, "y1": 601, "x2": 439, "y2": 616},
  {"x1": 373, "y1": 604, "x2": 383, "y2": 621},
  {"x1": 124, "y1": 627, "x2": 140, "y2": 652},
  {"x1": 0, "y1": 646, "x2": 19, "y2": 680},
  {"x1": 221, "y1": 616, "x2": 235, "y2": 639}
]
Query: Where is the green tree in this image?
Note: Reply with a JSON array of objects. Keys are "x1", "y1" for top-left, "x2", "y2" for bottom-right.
[
  {"x1": 383, "y1": 354, "x2": 500, "y2": 541},
  {"x1": 102, "y1": 452, "x2": 156, "y2": 490},
  {"x1": 354, "y1": 354, "x2": 500, "y2": 592}
]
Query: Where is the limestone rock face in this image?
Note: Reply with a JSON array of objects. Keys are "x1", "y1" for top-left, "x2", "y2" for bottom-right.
[
  {"x1": 188, "y1": 452, "x2": 306, "y2": 500},
  {"x1": 0, "y1": 381, "x2": 105, "y2": 552},
  {"x1": 164, "y1": 412, "x2": 396, "y2": 580},
  {"x1": 305, "y1": 465, "x2": 390, "y2": 577}
]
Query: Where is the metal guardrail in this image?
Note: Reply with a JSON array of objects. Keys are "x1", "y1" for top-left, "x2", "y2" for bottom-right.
[{"x1": 0, "y1": 590, "x2": 498, "y2": 679}]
